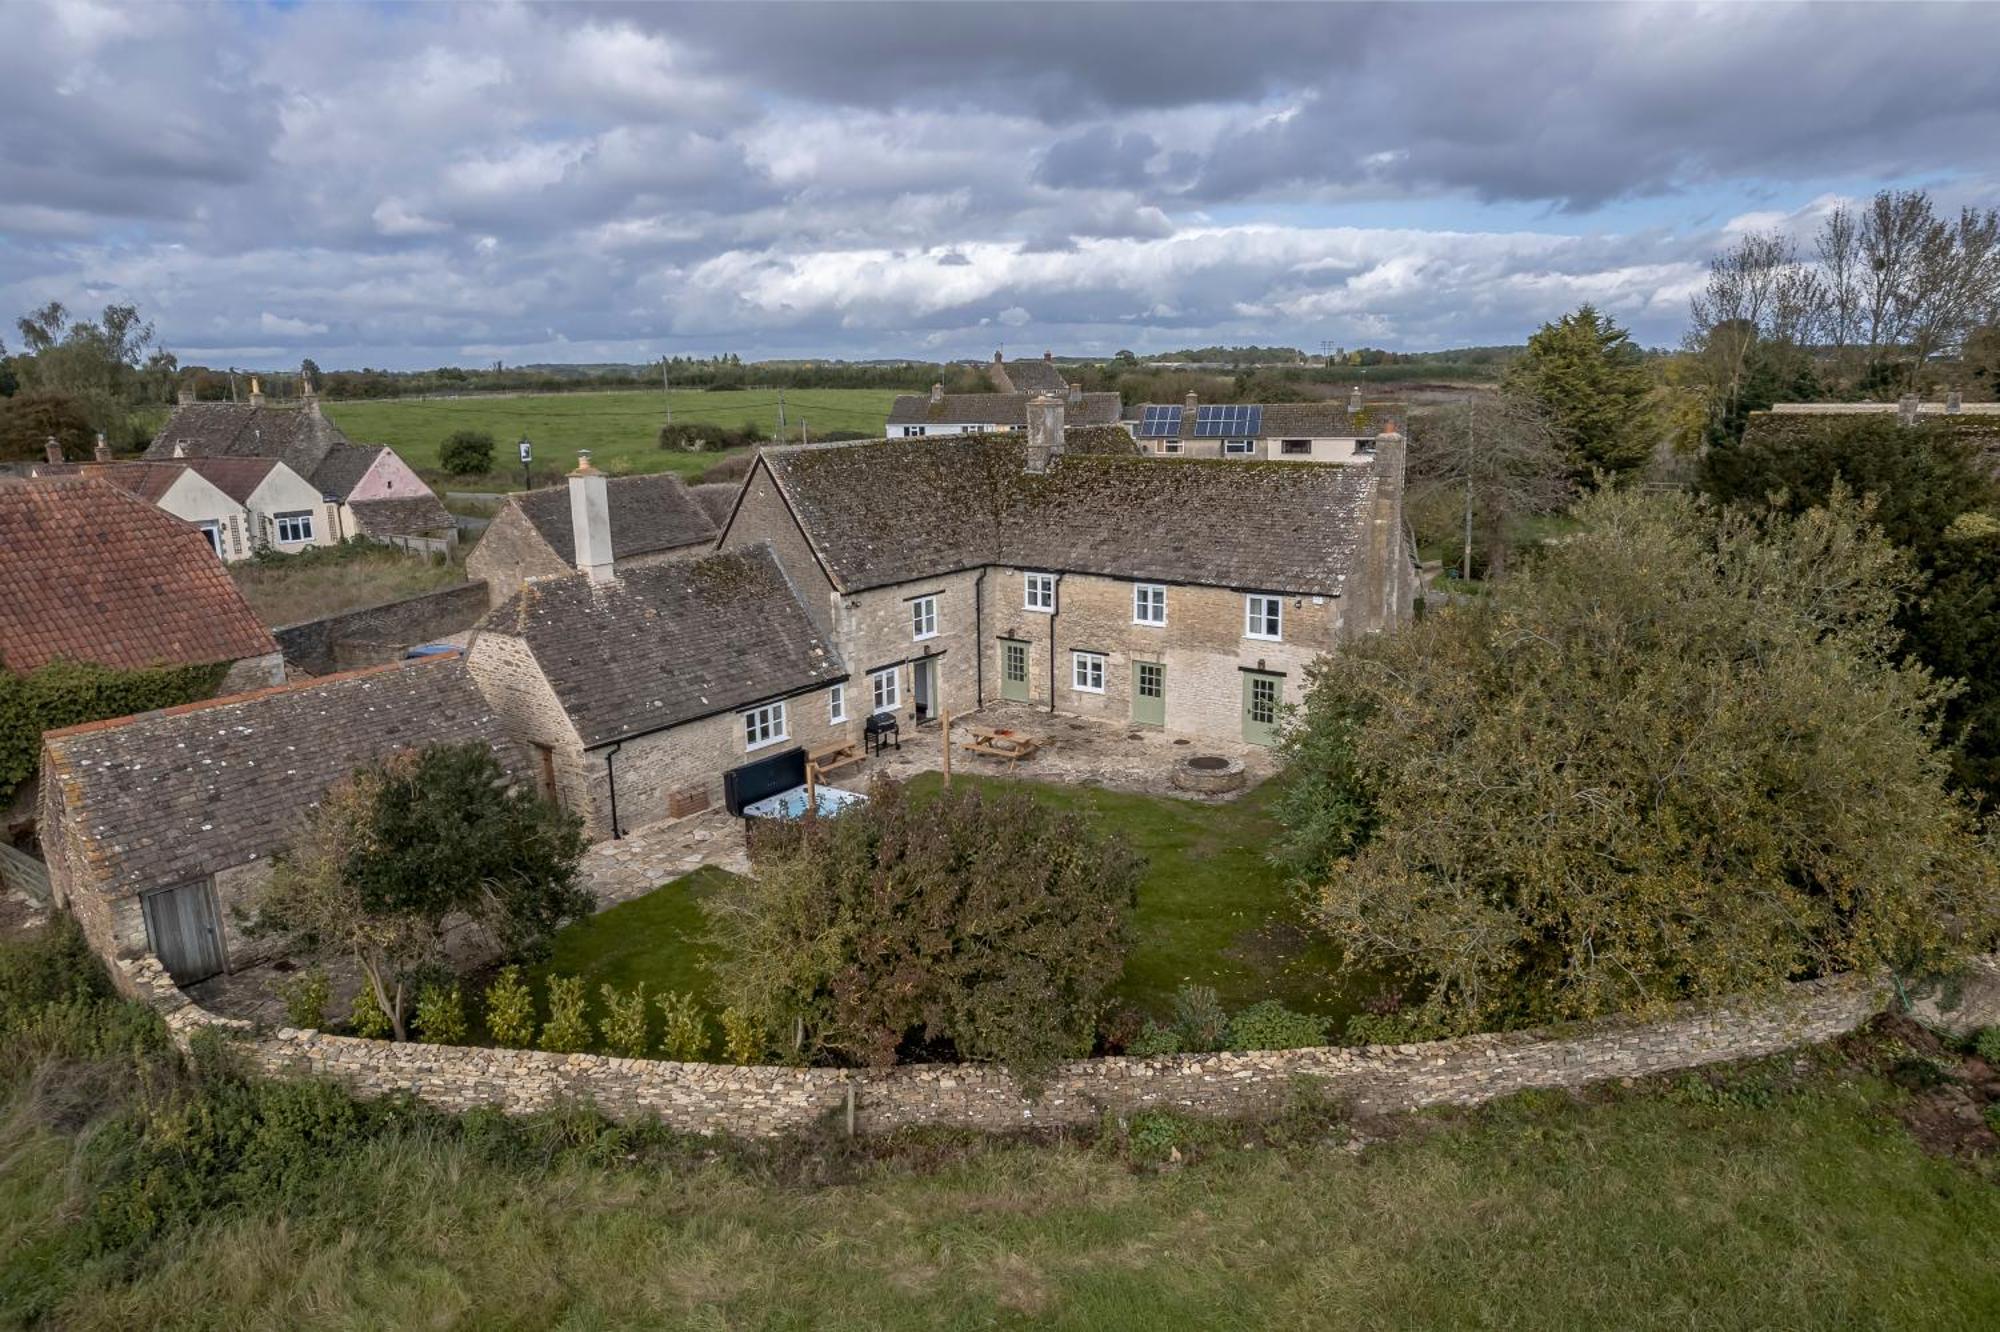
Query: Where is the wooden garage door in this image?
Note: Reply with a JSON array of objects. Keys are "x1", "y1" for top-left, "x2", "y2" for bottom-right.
[{"x1": 141, "y1": 880, "x2": 227, "y2": 984}]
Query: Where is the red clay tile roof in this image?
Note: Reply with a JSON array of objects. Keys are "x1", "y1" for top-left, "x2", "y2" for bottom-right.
[
  {"x1": 0, "y1": 478, "x2": 277, "y2": 674},
  {"x1": 32, "y1": 461, "x2": 190, "y2": 503}
]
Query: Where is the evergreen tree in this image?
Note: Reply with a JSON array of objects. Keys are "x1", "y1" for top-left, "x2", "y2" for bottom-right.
[{"x1": 1502, "y1": 305, "x2": 1655, "y2": 483}]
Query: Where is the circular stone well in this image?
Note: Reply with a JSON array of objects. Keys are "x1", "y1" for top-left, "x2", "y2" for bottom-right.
[{"x1": 1171, "y1": 753, "x2": 1246, "y2": 794}]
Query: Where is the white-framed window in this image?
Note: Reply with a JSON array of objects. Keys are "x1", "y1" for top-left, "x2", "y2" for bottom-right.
[
  {"x1": 1223, "y1": 439, "x2": 1256, "y2": 456},
  {"x1": 871, "y1": 667, "x2": 900, "y2": 713},
  {"x1": 1160, "y1": 440, "x2": 1184, "y2": 455},
  {"x1": 743, "y1": 700, "x2": 788, "y2": 751},
  {"x1": 1245, "y1": 594, "x2": 1283, "y2": 641},
  {"x1": 900, "y1": 425, "x2": 924, "y2": 437},
  {"x1": 1024, "y1": 571, "x2": 1056, "y2": 612},
  {"x1": 828, "y1": 683, "x2": 847, "y2": 724},
  {"x1": 1280, "y1": 438, "x2": 1311, "y2": 456},
  {"x1": 911, "y1": 595, "x2": 938, "y2": 641},
  {"x1": 274, "y1": 510, "x2": 315, "y2": 543},
  {"x1": 1072, "y1": 651, "x2": 1106, "y2": 694},
  {"x1": 1133, "y1": 583, "x2": 1166, "y2": 626},
  {"x1": 197, "y1": 521, "x2": 223, "y2": 557}
]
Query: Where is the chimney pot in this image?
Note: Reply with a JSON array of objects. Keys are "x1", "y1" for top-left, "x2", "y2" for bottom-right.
[
  {"x1": 993, "y1": 350, "x2": 1003, "y2": 365},
  {"x1": 93, "y1": 433, "x2": 111, "y2": 464},
  {"x1": 176, "y1": 386, "x2": 193, "y2": 406},
  {"x1": 44, "y1": 435, "x2": 62, "y2": 466},
  {"x1": 1024, "y1": 393, "x2": 1065, "y2": 474},
  {"x1": 248, "y1": 376, "x2": 264, "y2": 408},
  {"x1": 568, "y1": 452, "x2": 614, "y2": 583},
  {"x1": 1043, "y1": 350, "x2": 1053, "y2": 362},
  {"x1": 930, "y1": 382, "x2": 944, "y2": 403},
  {"x1": 1348, "y1": 385, "x2": 1364, "y2": 414}
]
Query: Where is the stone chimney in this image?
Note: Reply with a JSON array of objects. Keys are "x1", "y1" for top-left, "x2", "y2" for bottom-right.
[
  {"x1": 176, "y1": 386, "x2": 194, "y2": 406},
  {"x1": 1024, "y1": 393, "x2": 1065, "y2": 475},
  {"x1": 1348, "y1": 385, "x2": 1364, "y2": 415},
  {"x1": 568, "y1": 451, "x2": 614, "y2": 583},
  {"x1": 1947, "y1": 388, "x2": 1963, "y2": 415},
  {"x1": 1897, "y1": 393, "x2": 1921, "y2": 427},
  {"x1": 43, "y1": 436, "x2": 62, "y2": 466},
  {"x1": 93, "y1": 433, "x2": 111, "y2": 464},
  {"x1": 1043, "y1": 350, "x2": 1054, "y2": 363},
  {"x1": 248, "y1": 376, "x2": 264, "y2": 408},
  {"x1": 172, "y1": 440, "x2": 188, "y2": 459},
  {"x1": 930, "y1": 382, "x2": 944, "y2": 404},
  {"x1": 1184, "y1": 390, "x2": 1198, "y2": 409}
]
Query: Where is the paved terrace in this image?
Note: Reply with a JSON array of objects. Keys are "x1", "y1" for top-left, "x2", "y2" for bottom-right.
[{"x1": 188, "y1": 704, "x2": 1273, "y2": 1024}]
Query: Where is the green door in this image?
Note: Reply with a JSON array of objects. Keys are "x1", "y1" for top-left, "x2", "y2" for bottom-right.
[
  {"x1": 999, "y1": 639, "x2": 1030, "y2": 702},
  {"x1": 1242, "y1": 671, "x2": 1281, "y2": 746},
  {"x1": 1132, "y1": 660, "x2": 1165, "y2": 726}
]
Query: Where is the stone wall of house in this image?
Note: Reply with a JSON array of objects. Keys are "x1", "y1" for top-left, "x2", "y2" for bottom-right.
[
  {"x1": 117, "y1": 951, "x2": 2000, "y2": 1141},
  {"x1": 465, "y1": 507, "x2": 567, "y2": 607},
  {"x1": 718, "y1": 465, "x2": 841, "y2": 639},
  {"x1": 275, "y1": 581, "x2": 490, "y2": 675},
  {"x1": 462, "y1": 630, "x2": 594, "y2": 822},
  {"x1": 220, "y1": 651, "x2": 287, "y2": 693},
  {"x1": 839, "y1": 570, "x2": 986, "y2": 727}
]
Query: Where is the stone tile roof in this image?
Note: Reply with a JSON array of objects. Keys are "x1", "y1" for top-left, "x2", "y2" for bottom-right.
[
  {"x1": 0, "y1": 478, "x2": 277, "y2": 674},
  {"x1": 479, "y1": 544, "x2": 845, "y2": 747},
  {"x1": 886, "y1": 391, "x2": 1124, "y2": 428},
  {"x1": 350, "y1": 493, "x2": 456, "y2": 539},
  {"x1": 1130, "y1": 401, "x2": 1401, "y2": 439},
  {"x1": 307, "y1": 442, "x2": 382, "y2": 499},
  {"x1": 688, "y1": 482, "x2": 739, "y2": 527},
  {"x1": 40, "y1": 656, "x2": 513, "y2": 893},
  {"x1": 992, "y1": 355, "x2": 1069, "y2": 395},
  {"x1": 513, "y1": 473, "x2": 718, "y2": 564},
  {"x1": 144, "y1": 402, "x2": 354, "y2": 486},
  {"x1": 759, "y1": 433, "x2": 1377, "y2": 597},
  {"x1": 180, "y1": 456, "x2": 281, "y2": 504}
]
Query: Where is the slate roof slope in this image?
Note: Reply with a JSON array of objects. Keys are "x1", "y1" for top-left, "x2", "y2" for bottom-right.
[
  {"x1": 993, "y1": 356, "x2": 1069, "y2": 395},
  {"x1": 760, "y1": 433, "x2": 1376, "y2": 597},
  {"x1": 179, "y1": 456, "x2": 281, "y2": 504},
  {"x1": 886, "y1": 391, "x2": 1123, "y2": 428},
  {"x1": 513, "y1": 473, "x2": 718, "y2": 563},
  {"x1": 41, "y1": 656, "x2": 513, "y2": 893},
  {"x1": 480, "y1": 544, "x2": 844, "y2": 748},
  {"x1": 308, "y1": 442, "x2": 383, "y2": 499},
  {"x1": 144, "y1": 402, "x2": 353, "y2": 484},
  {"x1": 0, "y1": 478, "x2": 277, "y2": 674},
  {"x1": 350, "y1": 493, "x2": 455, "y2": 538},
  {"x1": 688, "y1": 482, "x2": 739, "y2": 527}
]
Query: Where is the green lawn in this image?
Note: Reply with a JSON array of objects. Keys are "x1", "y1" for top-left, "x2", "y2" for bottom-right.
[
  {"x1": 323, "y1": 388, "x2": 901, "y2": 487},
  {"x1": 531, "y1": 777, "x2": 1372, "y2": 1046}
]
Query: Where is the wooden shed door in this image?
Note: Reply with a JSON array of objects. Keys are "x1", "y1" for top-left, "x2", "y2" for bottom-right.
[{"x1": 141, "y1": 881, "x2": 227, "y2": 984}]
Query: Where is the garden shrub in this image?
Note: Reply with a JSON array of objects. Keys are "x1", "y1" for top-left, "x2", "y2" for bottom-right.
[
  {"x1": 439, "y1": 429, "x2": 495, "y2": 476},
  {"x1": 1, "y1": 659, "x2": 226, "y2": 802},
  {"x1": 1170, "y1": 985, "x2": 1229, "y2": 1053},
  {"x1": 1341, "y1": 1011, "x2": 1443, "y2": 1046},
  {"x1": 278, "y1": 968, "x2": 330, "y2": 1030},
  {"x1": 414, "y1": 983, "x2": 467, "y2": 1045},
  {"x1": 349, "y1": 987, "x2": 392, "y2": 1039},
  {"x1": 483, "y1": 966, "x2": 537, "y2": 1048},
  {"x1": 719, "y1": 1006, "x2": 766, "y2": 1065},
  {"x1": 658, "y1": 421, "x2": 762, "y2": 453},
  {"x1": 540, "y1": 976, "x2": 590, "y2": 1053},
  {"x1": 656, "y1": 990, "x2": 708, "y2": 1061},
  {"x1": 599, "y1": 982, "x2": 651, "y2": 1058},
  {"x1": 1226, "y1": 1000, "x2": 1327, "y2": 1051},
  {"x1": 1973, "y1": 1027, "x2": 2000, "y2": 1065},
  {"x1": 1125, "y1": 1022, "x2": 1183, "y2": 1058}
]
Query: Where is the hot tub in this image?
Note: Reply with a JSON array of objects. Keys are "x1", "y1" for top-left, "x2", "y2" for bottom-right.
[{"x1": 741, "y1": 783, "x2": 868, "y2": 822}]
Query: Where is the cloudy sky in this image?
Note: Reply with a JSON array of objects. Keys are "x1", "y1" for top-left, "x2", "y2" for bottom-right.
[{"x1": 4, "y1": 1, "x2": 1996, "y2": 370}]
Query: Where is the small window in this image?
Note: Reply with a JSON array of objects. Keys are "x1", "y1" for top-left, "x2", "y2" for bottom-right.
[
  {"x1": 1024, "y1": 572, "x2": 1055, "y2": 613},
  {"x1": 1280, "y1": 438, "x2": 1311, "y2": 456},
  {"x1": 911, "y1": 595, "x2": 938, "y2": 641},
  {"x1": 1071, "y1": 651, "x2": 1105, "y2": 694},
  {"x1": 274, "y1": 510, "x2": 314, "y2": 544},
  {"x1": 1133, "y1": 583, "x2": 1166, "y2": 626},
  {"x1": 1160, "y1": 440, "x2": 1184, "y2": 455},
  {"x1": 1353, "y1": 437, "x2": 1377, "y2": 455},
  {"x1": 743, "y1": 700, "x2": 788, "y2": 751},
  {"x1": 871, "y1": 667, "x2": 901, "y2": 713},
  {"x1": 1245, "y1": 594, "x2": 1283, "y2": 641},
  {"x1": 197, "y1": 522, "x2": 223, "y2": 556},
  {"x1": 901, "y1": 425, "x2": 924, "y2": 437},
  {"x1": 828, "y1": 683, "x2": 847, "y2": 724},
  {"x1": 1223, "y1": 439, "x2": 1256, "y2": 456}
]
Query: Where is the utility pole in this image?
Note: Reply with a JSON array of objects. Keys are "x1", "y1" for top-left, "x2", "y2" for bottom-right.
[
  {"x1": 777, "y1": 389, "x2": 787, "y2": 438},
  {"x1": 661, "y1": 357, "x2": 672, "y2": 425},
  {"x1": 1462, "y1": 397, "x2": 1475, "y2": 583}
]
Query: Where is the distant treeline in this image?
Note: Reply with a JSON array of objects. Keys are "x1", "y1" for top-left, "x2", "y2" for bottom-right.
[{"x1": 182, "y1": 358, "x2": 995, "y2": 403}]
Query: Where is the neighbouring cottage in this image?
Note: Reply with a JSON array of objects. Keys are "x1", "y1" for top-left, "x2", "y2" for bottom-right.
[
  {"x1": 718, "y1": 394, "x2": 1414, "y2": 748},
  {"x1": 887, "y1": 353, "x2": 1123, "y2": 439},
  {"x1": 988, "y1": 349, "x2": 1070, "y2": 395},
  {"x1": 464, "y1": 464, "x2": 846, "y2": 838},
  {"x1": 38, "y1": 655, "x2": 516, "y2": 985},
  {"x1": 465, "y1": 467, "x2": 721, "y2": 608},
  {"x1": 1127, "y1": 386, "x2": 1404, "y2": 464},
  {"x1": 144, "y1": 380, "x2": 456, "y2": 555},
  {"x1": 32, "y1": 455, "x2": 334, "y2": 561}
]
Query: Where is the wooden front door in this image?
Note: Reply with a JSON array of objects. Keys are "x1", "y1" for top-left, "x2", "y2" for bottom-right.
[
  {"x1": 141, "y1": 880, "x2": 227, "y2": 983},
  {"x1": 999, "y1": 639, "x2": 1030, "y2": 702},
  {"x1": 1132, "y1": 660, "x2": 1166, "y2": 726},
  {"x1": 1242, "y1": 671, "x2": 1282, "y2": 747}
]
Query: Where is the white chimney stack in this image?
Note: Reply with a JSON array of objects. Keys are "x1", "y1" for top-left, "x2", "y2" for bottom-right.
[
  {"x1": 930, "y1": 382, "x2": 944, "y2": 404},
  {"x1": 43, "y1": 435, "x2": 62, "y2": 466},
  {"x1": 568, "y1": 451, "x2": 614, "y2": 583},
  {"x1": 1025, "y1": 393, "x2": 1065, "y2": 474},
  {"x1": 248, "y1": 376, "x2": 264, "y2": 408},
  {"x1": 93, "y1": 433, "x2": 111, "y2": 463}
]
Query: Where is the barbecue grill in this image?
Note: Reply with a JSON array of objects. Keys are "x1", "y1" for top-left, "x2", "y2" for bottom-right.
[{"x1": 864, "y1": 709, "x2": 901, "y2": 756}]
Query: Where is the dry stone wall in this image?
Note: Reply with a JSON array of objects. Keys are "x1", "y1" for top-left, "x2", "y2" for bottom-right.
[{"x1": 111, "y1": 948, "x2": 2000, "y2": 1141}]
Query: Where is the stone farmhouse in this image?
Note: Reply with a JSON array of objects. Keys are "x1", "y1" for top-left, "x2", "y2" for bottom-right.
[
  {"x1": 32, "y1": 455, "x2": 333, "y2": 561},
  {"x1": 39, "y1": 654, "x2": 514, "y2": 985},
  {"x1": 144, "y1": 381, "x2": 456, "y2": 555},
  {"x1": 1127, "y1": 387, "x2": 1403, "y2": 464},
  {"x1": 887, "y1": 351, "x2": 1122, "y2": 438},
  {"x1": 466, "y1": 470, "x2": 721, "y2": 607}
]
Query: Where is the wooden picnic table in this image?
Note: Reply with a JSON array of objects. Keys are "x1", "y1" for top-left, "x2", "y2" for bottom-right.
[
  {"x1": 958, "y1": 725, "x2": 1043, "y2": 769},
  {"x1": 808, "y1": 739, "x2": 865, "y2": 781}
]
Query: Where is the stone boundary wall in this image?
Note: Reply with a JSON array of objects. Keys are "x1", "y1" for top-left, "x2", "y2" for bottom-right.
[
  {"x1": 275, "y1": 580, "x2": 489, "y2": 674},
  {"x1": 109, "y1": 947, "x2": 2000, "y2": 1141}
]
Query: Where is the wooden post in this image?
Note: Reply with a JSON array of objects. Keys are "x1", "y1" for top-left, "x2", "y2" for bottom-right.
[
  {"x1": 941, "y1": 707, "x2": 951, "y2": 785},
  {"x1": 844, "y1": 1084, "x2": 857, "y2": 1137},
  {"x1": 805, "y1": 760, "x2": 818, "y2": 827}
]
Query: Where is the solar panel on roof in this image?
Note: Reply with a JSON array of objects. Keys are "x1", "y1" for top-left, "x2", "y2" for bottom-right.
[
  {"x1": 1192, "y1": 404, "x2": 1264, "y2": 438},
  {"x1": 1139, "y1": 404, "x2": 1183, "y2": 439}
]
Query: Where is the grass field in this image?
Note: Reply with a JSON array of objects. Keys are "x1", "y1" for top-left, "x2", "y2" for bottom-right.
[
  {"x1": 323, "y1": 388, "x2": 902, "y2": 486},
  {"x1": 526, "y1": 776, "x2": 1367, "y2": 1056}
]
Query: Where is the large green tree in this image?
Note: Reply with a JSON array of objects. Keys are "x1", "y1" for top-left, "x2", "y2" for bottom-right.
[
  {"x1": 250, "y1": 743, "x2": 590, "y2": 1040},
  {"x1": 1275, "y1": 486, "x2": 1999, "y2": 1034},
  {"x1": 1502, "y1": 305, "x2": 1655, "y2": 483},
  {"x1": 12, "y1": 301, "x2": 169, "y2": 447},
  {"x1": 706, "y1": 776, "x2": 1142, "y2": 1076}
]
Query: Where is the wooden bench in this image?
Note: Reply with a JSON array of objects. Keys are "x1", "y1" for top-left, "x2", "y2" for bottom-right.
[
  {"x1": 808, "y1": 740, "x2": 865, "y2": 781},
  {"x1": 958, "y1": 729, "x2": 1043, "y2": 770}
]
